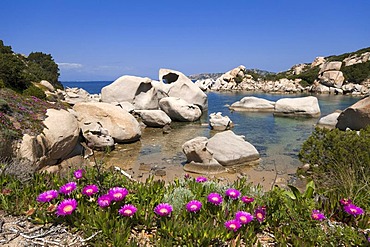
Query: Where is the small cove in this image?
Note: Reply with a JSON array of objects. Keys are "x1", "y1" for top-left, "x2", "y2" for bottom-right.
[{"x1": 63, "y1": 81, "x2": 360, "y2": 188}]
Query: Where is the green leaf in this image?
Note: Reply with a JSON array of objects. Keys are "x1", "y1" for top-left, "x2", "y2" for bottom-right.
[{"x1": 288, "y1": 185, "x2": 301, "y2": 200}]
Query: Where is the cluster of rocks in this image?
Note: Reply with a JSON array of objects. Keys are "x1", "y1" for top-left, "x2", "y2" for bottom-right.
[
  {"x1": 17, "y1": 69, "x2": 209, "y2": 169},
  {"x1": 317, "y1": 96, "x2": 370, "y2": 130},
  {"x1": 230, "y1": 96, "x2": 321, "y2": 117},
  {"x1": 194, "y1": 50, "x2": 370, "y2": 96}
]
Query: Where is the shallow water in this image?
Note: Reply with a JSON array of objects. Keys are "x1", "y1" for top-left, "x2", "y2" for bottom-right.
[{"x1": 63, "y1": 81, "x2": 360, "y2": 187}]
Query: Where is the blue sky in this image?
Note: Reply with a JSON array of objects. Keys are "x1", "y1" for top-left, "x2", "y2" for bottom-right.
[{"x1": 1, "y1": 0, "x2": 369, "y2": 81}]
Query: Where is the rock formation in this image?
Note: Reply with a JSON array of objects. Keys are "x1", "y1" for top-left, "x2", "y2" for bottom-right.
[
  {"x1": 274, "y1": 96, "x2": 321, "y2": 117},
  {"x1": 209, "y1": 112, "x2": 233, "y2": 131},
  {"x1": 336, "y1": 96, "x2": 370, "y2": 130},
  {"x1": 159, "y1": 97, "x2": 202, "y2": 122},
  {"x1": 229, "y1": 96, "x2": 275, "y2": 112}
]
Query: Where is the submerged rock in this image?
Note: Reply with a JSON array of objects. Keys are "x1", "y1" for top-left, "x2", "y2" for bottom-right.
[{"x1": 229, "y1": 96, "x2": 275, "y2": 112}]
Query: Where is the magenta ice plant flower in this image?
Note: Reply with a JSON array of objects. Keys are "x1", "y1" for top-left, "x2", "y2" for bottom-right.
[
  {"x1": 186, "y1": 200, "x2": 202, "y2": 213},
  {"x1": 108, "y1": 187, "x2": 128, "y2": 201},
  {"x1": 225, "y1": 188, "x2": 241, "y2": 200},
  {"x1": 311, "y1": 210, "x2": 326, "y2": 221},
  {"x1": 154, "y1": 203, "x2": 173, "y2": 217},
  {"x1": 82, "y1": 184, "x2": 99, "y2": 197},
  {"x1": 59, "y1": 182, "x2": 77, "y2": 195},
  {"x1": 224, "y1": 219, "x2": 241, "y2": 232},
  {"x1": 119, "y1": 204, "x2": 137, "y2": 217},
  {"x1": 255, "y1": 206, "x2": 266, "y2": 222},
  {"x1": 37, "y1": 190, "x2": 58, "y2": 203},
  {"x1": 207, "y1": 192, "x2": 223, "y2": 206},
  {"x1": 97, "y1": 194, "x2": 112, "y2": 208},
  {"x1": 73, "y1": 169, "x2": 85, "y2": 179},
  {"x1": 235, "y1": 211, "x2": 254, "y2": 224},
  {"x1": 196, "y1": 176, "x2": 207, "y2": 183},
  {"x1": 339, "y1": 198, "x2": 352, "y2": 206},
  {"x1": 241, "y1": 196, "x2": 255, "y2": 204},
  {"x1": 56, "y1": 198, "x2": 77, "y2": 216},
  {"x1": 343, "y1": 204, "x2": 364, "y2": 217}
]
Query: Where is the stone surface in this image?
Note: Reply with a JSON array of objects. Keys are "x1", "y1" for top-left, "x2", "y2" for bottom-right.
[
  {"x1": 182, "y1": 137, "x2": 227, "y2": 174},
  {"x1": 207, "y1": 130, "x2": 260, "y2": 166},
  {"x1": 319, "y1": 70, "x2": 344, "y2": 88},
  {"x1": 209, "y1": 112, "x2": 233, "y2": 131},
  {"x1": 73, "y1": 102, "x2": 141, "y2": 143},
  {"x1": 336, "y1": 96, "x2": 370, "y2": 130},
  {"x1": 40, "y1": 80, "x2": 55, "y2": 91},
  {"x1": 311, "y1": 56, "x2": 326, "y2": 68},
  {"x1": 274, "y1": 96, "x2": 321, "y2": 117},
  {"x1": 17, "y1": 109, "x2": 80, "y2": 168},
  {"x1": 317, "y1": 111, "x2": 341, "y2": 129},
  {"x1": 319, "y1": 61, "x2": 342, "y2": 73},
  {"x1": 135, "y1": 109, "x2": 172, "y2": 127},
  {"x1": 159, "y1": 97, "x2": 202, "y2": 122},
  {"x1": 81, "y1": 121, "x2": 115, "y2": 149},
  {"x1": 62, "y1": 87, "x2": 100, "y2": 105},
  {"x1": 229, "y1": 96, "x2": 275, "y2": 112},
  {"x1": 158, "y1": 68, "x2": 208, "y2": 110},
  {"x1": 101, "y1": 75, "x2": 159, "y2": 110}
]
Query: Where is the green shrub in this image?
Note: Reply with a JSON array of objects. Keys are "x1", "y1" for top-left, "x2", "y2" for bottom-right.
[
  {"x1": 299, "y1": 127, "x2": 370, "y2": 207},
  {"x1": 22, "y1": 84, "x2": 46, "y2": 99}
]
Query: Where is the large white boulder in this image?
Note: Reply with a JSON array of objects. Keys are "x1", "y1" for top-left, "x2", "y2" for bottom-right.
[
  {"x1": 209, "y1": 112, "x2": 233, "y2": 131},
  {"x1": 80, "y1": 122, "x2": 115, "y2": 149},
  {"x1": 229, "y1": 96, "x2": 275, "y2": 112},
  {"x1": 18, "y1": 109, "x2": 80, "y2": 168},
  {"x1": 135, "y1": 110, "x2": 171, "y2": 127},
  {"x1": 207, "y1": 130, "x2": 260, "y2": 166},
  {"x1": 319, "y1": 71, "x2": 345, "y2": 88},
  {"x1": 316, "y1": 111, "x2": 341, "y2": 129},
  {"x1": 40, "y1": 80, "x2": 55, "y2": 91},
  {"x1": 182, "y1": 137, "x2": 226, "y2": 174},
  {"x1": 336, "y1": 96, "x2": 370, "y2": 130},
  {"x1": 274, "y1": 96, "x2": 321, "y2": 117},
  {"x1": 319, "y1": 61, "x2": 342, "y2": 73},
  {"x1": 159, "y1": 97, "x2": 202, "y2": 122},
  {"x1": 73, "y1": 102, "x2": 141, "y2": 143},
  {"x1": 101, "y1": 75, "x2": 159, "y2": 110},
  {"x1": 158, "y1": 68, "x2": 208, "y2": 110}
]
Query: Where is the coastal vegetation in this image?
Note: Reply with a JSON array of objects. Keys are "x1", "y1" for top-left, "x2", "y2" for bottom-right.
[{"x1": 0, "y1": 41, "x2": 369, "y2": 245}]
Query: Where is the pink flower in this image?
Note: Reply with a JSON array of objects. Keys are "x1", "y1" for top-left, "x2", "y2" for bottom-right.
[
  {"x1": 186, "y1": 200, "x2": 202, "y2": 213},
  {"x1": 241, "y1": 196, "x2": 254, "y2": 204},
  {"x1": 154, "y1": 203, "x2": 173, "y2": 217},
  {"x1": 97, "y1": 194, "x2": 111, "y2": 208},
  {"x1": 37, "y1": 190, "x2": 58, "y2": 203},
  {"x1": 224, "y1": 219, "x2": 241, "y2": 232},
  {"x1": 119, "y1": 204, "x2": 137, "y2": 217},
  {"x1": 108, "y1": 187, "x2": 128, "y2": 201},
  {"x1": 207, "y1": 193, "x2": 223, "y2": 206},
  {"x1": 56, "y1": 199, "x2": 77, "y2": 216},
  {"x1": 235, "y1": 211, "x2": 254, "y2": 224},
  {"x1": 311, "y1": 210, "x2": 325, "y2": 221},
  {"x1": 196, "y1": 176, "x2": 207, "y2": 183},
  {"x1": 59, "y1": 182, "x2": 77, "y2": 195},
  {"x1": 344, "y1": 204, "x2": 364, "y2": 217},
  {"x1": 82, "y1": 184, "x2": 99, "y2": 196},
  {"x1": 339, "y1": 198, "x2": 352, "y2": 206},
  {"x1": 73, "y1": 169, "x2": 85, "y2": 179},
  {"x1": 225, "y1": 188, "x2": 241, "y2": 200},
  {"x1": 255, "y1": 206, "x2": 266, "y2": 222}
]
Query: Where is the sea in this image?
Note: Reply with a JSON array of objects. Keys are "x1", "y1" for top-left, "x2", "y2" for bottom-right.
[{"x1": 62, "y1": 81, "x2": 360, "y2": 183}]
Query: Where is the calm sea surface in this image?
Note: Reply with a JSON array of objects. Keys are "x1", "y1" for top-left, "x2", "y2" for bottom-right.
[{"x1": 63, "y1": 81, "x2": 360, "y2": 178}]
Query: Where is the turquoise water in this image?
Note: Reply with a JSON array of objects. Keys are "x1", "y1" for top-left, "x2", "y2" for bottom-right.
[{"x1": 62, "y1": 81, "x2": 360, "y2": 171}]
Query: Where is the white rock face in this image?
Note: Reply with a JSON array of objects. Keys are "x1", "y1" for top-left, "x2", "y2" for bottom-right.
[
  {"x1": 62, "y1": 88, "x2": 100, "y2": 105},
  {"x1": 229, "y1": 96, "x2": 275, "y2": 112},
  {"x1": 195, "y1": 78, "x2": 214, "y2": 91},
  {"x1": 18, "y1": 109, "x2": 80, "y2": 168},
  {"x1": 317, "y1": 111, "x2": 341, "y2": 129},
  {"x1": 80, "y1": 122, "x2": 115, "y2": 149},
  {"x1": 207, "y1": 130, "x2": 260, "y2": 166},
  {"x1": 158, "y1": 69, "x2": 208, "y2": 110},
  {"x1": 274, "y1": 96, "x2": 321, "y2": 117},
  {"x1": 182, "y1": 137, "x2": 226, "y2": 174},
  {"x1": 101, "y1": 75, "x2": 159, "y2": 110},
  {"x1": 319, "y1": 61, "x2": 342, "y2": 73},
  {"x1": 311, "y1": 56, "x2": 326, "y2": 68},
  {"x1": 209, "y1": 112, "x2": 233, "y2": 131},
  {"x1": 159, "y1": 97, "x2": 202, "y2": 122},
  {"x1": 40, "y1": 80, "x2": 55, "y2": 91},
  {"x1": 135, "y1": 110, "x2": 171, "y2": 127},
  {"x1": 319, "y1": 71, "x2": 345, "y2": 88},
  {"x1": 73, "y1": 102, "x2": 141, "y2": 143}
]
